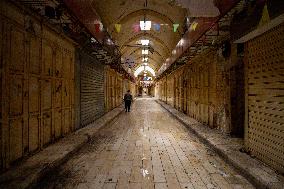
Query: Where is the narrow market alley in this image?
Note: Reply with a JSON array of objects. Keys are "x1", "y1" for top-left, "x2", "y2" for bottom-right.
[
  {"x1": 0, "y1": 0, "x2": 284, "y2": 188},
  {"x1": 37, "y1": 98, "x2": 254, "y2": 189}
]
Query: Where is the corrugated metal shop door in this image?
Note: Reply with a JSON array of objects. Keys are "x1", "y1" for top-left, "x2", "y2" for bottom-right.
[
  {"x1": 245, "y1": 23, "x2": 284, "y2": 173},
  {"x1": 80, "y1": 51, "x2": 105, "y2": 126}
]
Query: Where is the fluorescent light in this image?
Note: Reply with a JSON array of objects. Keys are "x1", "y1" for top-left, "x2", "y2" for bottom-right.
[
  {"x1": 142, "y1": 50, "x2": 149, "y2": 55},
  {"x1": 140, "y1": 21, "x2": 151, "y2": 30},
  {"x1": 141, "y1": 39, "x2": 149, "y2": 46},
  {"x1": 142, "y1": 57, "x2": 148, "y2": 62},
  {"x1": 134, "y1": 65, "x2": 155, "y2": 77}
]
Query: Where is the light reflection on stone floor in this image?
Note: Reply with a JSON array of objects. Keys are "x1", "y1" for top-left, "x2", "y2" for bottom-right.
[{"x1": 37, "y1": 98, "x2": 255, "y2": 189}]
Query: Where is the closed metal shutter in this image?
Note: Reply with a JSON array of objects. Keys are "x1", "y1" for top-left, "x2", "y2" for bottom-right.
[
  {"x1": 80, "y1": 51, "x2": 105, "y2": 126},
  {"x1": 245, "y1": 23, "x2": 284, "y2": 173}
]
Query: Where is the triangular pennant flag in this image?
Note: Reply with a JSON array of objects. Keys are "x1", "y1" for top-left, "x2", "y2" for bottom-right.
[
  {"x1": 190, "y1": 22, "x2": 198, "y2": 31},
  {"x1": 153, "y1": 23, "x2": 161, "y2": 32},
  {"x1": 173, "y1": 23, "x2": 179, "y2": 32},
  {"x1": 133, "y1": 24, "x2": 140, "y2": 33},
  {"x1": 115, "y1": 24, "x2": 121, "y2": 33},
  {"x1": 258, "y1": 3, "x2": 270, "y2": 27},
  {"x1": 95, "y1": 23, "x2": 101, "y2": 33}
]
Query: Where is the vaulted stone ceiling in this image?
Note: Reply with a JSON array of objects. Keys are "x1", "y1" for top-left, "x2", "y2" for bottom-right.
[
  {"x1": 62, "y1": 0, "x2": 239, "y2": 77},
  {"x1": 91, "y1": 0, "x2": 188, "y2": 72}
]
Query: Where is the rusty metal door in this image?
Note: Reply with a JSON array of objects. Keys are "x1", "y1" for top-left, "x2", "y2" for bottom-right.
[
  {"x1": 0, "y1": 2, "x2": 76, "y2": 171},
  {"x1": 8, "y1": 24, "x2": 26, "y2": 162},
  {"x1": 63, "y1": 51, "x2": 74, "y2": 134},
  {"x1": 53, "y1": 48, "x2": 63, "y2": 138},
  {"x1": 41, "y1": 78, "x2": 52, "y2": 146},
  {"x1": 28, "y1": 36, "x2": 41, "y2": 152}
]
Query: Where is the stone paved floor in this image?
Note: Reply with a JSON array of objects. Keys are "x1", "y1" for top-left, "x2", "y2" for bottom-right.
[{"x1": 37, "y1": 98, "x2": 255, "y2": 189}]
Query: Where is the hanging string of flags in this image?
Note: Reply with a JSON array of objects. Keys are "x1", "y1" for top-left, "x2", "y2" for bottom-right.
[
  {"x1": 114, "y1": 24, "x2": 121, "y2": 33},
  {"x1": 190, "y1": 22, "x2": 198, "y2": 31},
  {"x1": 173, "y1": 23, "x2": 179, "y2": 32},
  {"x1": 258, "y1": 3, "x2": 270, "y2": 27},
  {"x1": 95, "y1": 21, "x2": 199, "y2": 33},
  {"x1": 132, "y1": 24, "x2": 140, "y2": 33},
  {"x1": 153, "y1": 23, "x2": 161, "y2": 31}
]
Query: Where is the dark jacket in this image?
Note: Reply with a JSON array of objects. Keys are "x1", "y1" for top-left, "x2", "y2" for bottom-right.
[{"x1": 124, "y1": 93, "x2": 133, "y2": 101}]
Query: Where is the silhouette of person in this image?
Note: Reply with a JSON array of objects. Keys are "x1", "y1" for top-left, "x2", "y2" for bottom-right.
[{"x1": 124, "y1": 90, "x2": 133, "y2": 112}]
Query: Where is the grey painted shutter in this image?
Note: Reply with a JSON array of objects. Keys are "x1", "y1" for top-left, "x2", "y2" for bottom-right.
[{"x1": 80, "y1": 51, "x2": 105, "y2": 126}]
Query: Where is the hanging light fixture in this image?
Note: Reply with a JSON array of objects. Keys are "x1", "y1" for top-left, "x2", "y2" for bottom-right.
[
  {"x1": 140, "y1": 21, "x2": 151, "y2": 30},
  {"x1": 141, "y1": 39, "x2": 150, "y2": 46},
  {"x1": 142, "y1": 57, "x2": 148, "y2": 62},
  {"x1": 142, "y1": 49, "x2": 149, "y2": 55}
]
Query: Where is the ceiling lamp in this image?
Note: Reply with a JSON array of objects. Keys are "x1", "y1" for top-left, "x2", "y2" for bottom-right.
[
  {"x1": 141, "y1": 39, "x2": 150, "y2": 46},
  {"x1": 142, "y1": 49, "x2": 149, "y2": 55},
  {"x1": 134, "y1": 65, "x2": 155, "y2": 77},
  {"x1": 140, "y1": 21, "x2": 151, "y2": 30},
  {"x1": 142, "y1": 57, "x2": 148, "y2": 62}
]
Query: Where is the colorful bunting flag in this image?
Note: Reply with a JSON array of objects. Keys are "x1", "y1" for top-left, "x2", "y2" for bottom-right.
[
  {"x1": 190, "y1": 22, "x2": 198, "y2": 31},
  {"x1": 258, "y1": 3, "x2": 270, "y2": 27},
  {"x1": 115, "y1": 24, "x2": 121, "y2": 33},
  {"x1": 160, "y1": 23, "x2": 168, "y2": 32},
  {"x1": 98, "y1": 22, "x2": 196, "y2": 33},
  {"x1": 95, "y1": 23, "x2": 101, "y2": 33},
  {"x1": 153, "y1": 23, "x2": 161, "y2": 32},
  {"x1": 133, "y1": 24, "x2": 140, "y2": 33},
  {"x1": 173, "y1": 23, "x2": 179, "y2": 32}
]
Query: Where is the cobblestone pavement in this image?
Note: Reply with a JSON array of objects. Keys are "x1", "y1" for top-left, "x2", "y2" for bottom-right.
[{"x1": 37, "y1": 98, "x2": 255, "y2": 189}]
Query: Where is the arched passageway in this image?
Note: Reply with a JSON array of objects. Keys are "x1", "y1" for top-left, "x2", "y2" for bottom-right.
[{"x1": 0, "y1": 0, "x2": 284, "y2": 188}]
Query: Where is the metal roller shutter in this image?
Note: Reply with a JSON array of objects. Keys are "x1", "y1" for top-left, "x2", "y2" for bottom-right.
[
  {"x1": 80, "y1": 51, "x2": 105, "y2": 126},
  {"x1": 245, "y1": 23, "x2": 284, "y2": 173}
]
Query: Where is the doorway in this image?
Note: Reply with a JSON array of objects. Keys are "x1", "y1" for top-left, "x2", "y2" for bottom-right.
[{"x1": 230, "y1": 59, "x2": 245, "y2": 137}]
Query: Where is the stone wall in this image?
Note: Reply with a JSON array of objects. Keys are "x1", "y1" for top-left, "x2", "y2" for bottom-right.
[{"x1": 156, "y1": 43, "x2": 243, "y2": 135}]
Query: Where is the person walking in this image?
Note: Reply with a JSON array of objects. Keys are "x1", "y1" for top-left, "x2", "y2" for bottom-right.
[{"x1": 124, "y1": 90, "x2": 133, "y2": 112}]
